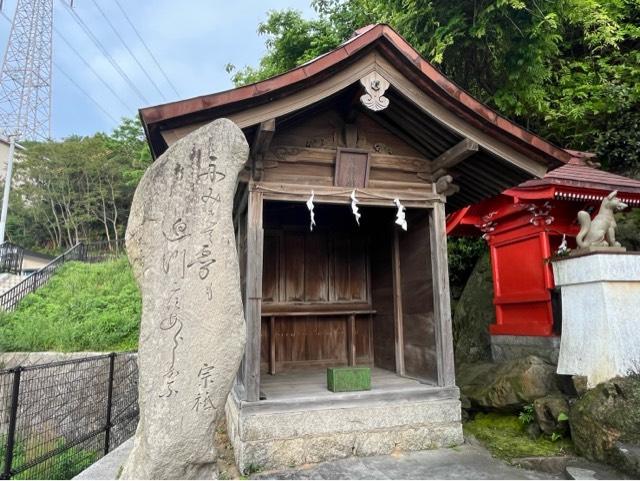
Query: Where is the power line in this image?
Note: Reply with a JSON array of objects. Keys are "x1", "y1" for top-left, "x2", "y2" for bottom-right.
[
  {"x1": 53, "y1": 60, "x2": 118, "y2": 124},
  {"x1": 112, "y1": 0, "x2": 180, "y2": 98},
  {"x1": 88, "y1": 0, "x2": 167, "y2": 101},
  {"x1": 54, "y1": 26, "x2": 134, "y2": 112},
  {"x1": 60, "y1": 0, "x2": 150, "y2": 105},
  {"x1": 0, "y1": 9, "x2": 119, "y2": 127}
]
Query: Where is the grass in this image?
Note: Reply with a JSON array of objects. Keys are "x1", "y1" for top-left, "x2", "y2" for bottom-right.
[
  {"x1": 0, "y1": 256, "x2": 141, "y2": 352},
  {"x1": 1, "y1": 435, "x2": 98, "y2": 480},
  {"x1": 464, "y1": 413, "x2": 573, "y2": 461}
]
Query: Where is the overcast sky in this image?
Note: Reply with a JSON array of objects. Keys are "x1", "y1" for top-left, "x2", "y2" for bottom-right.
[{"x1": 0, "y1": 0, "x2": 315, "y2": 139}]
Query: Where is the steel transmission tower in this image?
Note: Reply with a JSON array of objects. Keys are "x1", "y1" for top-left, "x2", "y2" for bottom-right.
[
  {"x1": 0, "y1": 0, "x2": 53, "y2": 141},
  {"x1": 0, "y1": 0, "x2": 53, "y2": 242}
]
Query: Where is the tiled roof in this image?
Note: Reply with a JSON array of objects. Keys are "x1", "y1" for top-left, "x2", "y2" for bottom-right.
[{"x1": 519, "y1": 162, "x2": 640, "y2": 194}]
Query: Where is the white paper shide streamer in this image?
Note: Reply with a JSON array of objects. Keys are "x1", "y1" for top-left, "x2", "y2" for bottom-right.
[
  {"x1": 350, "y1": 190, "x2": 361, "y2": 225},
  {"x1": 394, "y1": 198, "x2": 407, "y2": 231},
  {"x1": 306, "y1": 191, "x2": 316, "y2": 231}
]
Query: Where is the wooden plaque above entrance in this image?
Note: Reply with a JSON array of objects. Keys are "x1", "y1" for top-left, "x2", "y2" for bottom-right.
[{"x1": 335, "y1": 148, "x2": 371, "y2": 188}]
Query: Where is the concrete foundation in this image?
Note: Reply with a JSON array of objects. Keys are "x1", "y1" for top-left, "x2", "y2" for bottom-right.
[
  {"x1": 490, "y1": 335, "x2": 560, "y2": 364},
  {"x1": 225, "y1": 385, "x2": 463, "y2": 472},
  {"x1": 552, "y1": 252, "x2": 640, "y2": 387}
]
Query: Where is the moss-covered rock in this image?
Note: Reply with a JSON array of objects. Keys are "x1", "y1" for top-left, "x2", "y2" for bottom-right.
[
  {"x1": 453, "y1": 252, "x2": 494, "y2": 364},
  {"x1": 464, "y1": 412, "x2": 573, "y2": 461},
  {"x1": 534, "y1": 395, "x2": 570, "y2": 435},
  {"x1": 570, "y1": 375, "x2": 640, "y2": 476},
  {"x1": 458, "y1": 355, "x2": 560, "y2": 411}
]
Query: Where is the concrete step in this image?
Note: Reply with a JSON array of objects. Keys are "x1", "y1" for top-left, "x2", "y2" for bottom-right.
[
  {"x1": 564, "y1": 459, "x2": 630, "y2": 480},
  {"x1": 0, "y1": 272, "x2": 27, "y2": 294}
]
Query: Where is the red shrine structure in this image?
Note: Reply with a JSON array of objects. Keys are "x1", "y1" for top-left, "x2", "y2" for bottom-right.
[{"x1": 447, "y1": 158, "x2": 640, "y2": 338}]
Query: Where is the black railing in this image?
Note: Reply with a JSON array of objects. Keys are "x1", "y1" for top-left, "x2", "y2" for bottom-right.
[
  {"x1": 0, "y1": 244, "x2": 24, "y2": 276},
  {"x1": 0, "y1": 353, "x2": 138, "y2": 480},
  {"x1": 0, "y1": 244, "x2": 86, "y2": 312},
  {"x1": 81, "y1": 239, "x2": 126, "y2": 263}
]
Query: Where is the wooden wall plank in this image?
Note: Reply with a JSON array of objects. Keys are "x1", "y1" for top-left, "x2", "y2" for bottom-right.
[
  {"x1": 304, "y1": 234, "x2": 329, "y2": 302},
  {"x1": 284, "y1": 232, "x2": 305, "y2": 302},
  {"x1": 370, "y1": 225, "x2": 395, "y2": 372},
  {"x1": 398, "y1": 210, "x2": 437, "y2": 384}
]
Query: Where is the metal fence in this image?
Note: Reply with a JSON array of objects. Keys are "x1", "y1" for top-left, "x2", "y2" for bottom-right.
[
  {"x1": 0, "y1": 244, "x2": 86, "y2": 312},
  {"x1": 0, "y1": 353, "x2": 138, "y2": 480},
  {"x1": 0, "y1": 240, "x2": 128, "y2": 311},
  {"x1": 81, "y1": 239, "x2": 126, "y2": 264},
  {"x1": 0, "y1": 244, "x2": 24, "y2": 276}
]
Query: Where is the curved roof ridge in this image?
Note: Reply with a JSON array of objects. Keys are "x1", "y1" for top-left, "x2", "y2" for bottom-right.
[{"x1": 140, "y1": 23, "x2": 577, "y2": 166}]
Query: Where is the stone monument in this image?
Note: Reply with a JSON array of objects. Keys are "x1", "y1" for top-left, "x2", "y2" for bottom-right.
[
  {"x1": 121, "y1": 119, "x2": 249, "y2": 479},
  {"x1": 553, "y1": 192, "x2": 639, "y2": 388}
]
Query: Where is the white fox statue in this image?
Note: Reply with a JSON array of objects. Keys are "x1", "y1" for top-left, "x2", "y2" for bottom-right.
[{"x1": 576, "y1": 190, "x2": 628, "y2": 249}]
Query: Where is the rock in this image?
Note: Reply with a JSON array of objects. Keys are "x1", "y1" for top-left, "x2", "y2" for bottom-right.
[
  {"x1": 533, "y1": 395, "x2": 570, "y2": 435},
  {"x1": 457, "y1": 355, "x2": 560, "y2": 411},
  {"x1": 121, "y1": 119, "x2": 250, "y2": 479},
  {"x1": 572, "y1": 376, "x2": 589, "y2": 396},
  {"x1": 570, "y1": 375, "x2": 640, "y2": 477},
  {"x1": 452, "y1": 253, "x2": 494, "y2": 364}
]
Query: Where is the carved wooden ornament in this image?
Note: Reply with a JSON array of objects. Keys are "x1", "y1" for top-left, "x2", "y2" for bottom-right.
[{"x1": 360, "y1": 72, "x2": 390, "y2": 111}]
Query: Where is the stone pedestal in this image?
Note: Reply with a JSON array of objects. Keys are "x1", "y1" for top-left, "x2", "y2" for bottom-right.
[
  {"x1": 490, "y1": 335, "x2": 560, "y2": 364},
  {"x1": 225, "y1": 387, "x2": 462, "y2": 473},
  {"x1": 552, "y1": 252, "x2": 640, "y2": 387}
]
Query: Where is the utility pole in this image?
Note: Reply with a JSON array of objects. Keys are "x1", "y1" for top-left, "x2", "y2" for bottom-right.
[{"x1": 0, "y1": 0, "x2": 53, "y2": 243}]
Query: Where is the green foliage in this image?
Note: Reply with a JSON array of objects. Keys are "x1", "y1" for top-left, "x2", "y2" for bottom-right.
[
  {"x1": 551, "y1": 431, "x2": 563, "y2": 442},
  {"x1": 557, "y1": 412, "x2": 569, "y2": 422},
  {"x1": 0, "y1": 435, "x2": 97, "y2": 480},
  {"x1": 518, "y1": 404, "x2": 535, "y2": 426},
  {"x1": 231, "y1": 0, "x2": 640, "y2": 177},
  {"x1": 447, "y1": 237, "x2": 487, "y2": 300},
  {"x1": 0, "y1": 257, "x2": 141, "y2": 352},
  {"x1": 616, "y1": 209, "x2": 640, "y2": 251},
  {"x1": 464, "y1": 412, "x2": 573, "y2": 460},
  {"x1": 6, "y1": 117, "x2": 151, "y2": 251}
]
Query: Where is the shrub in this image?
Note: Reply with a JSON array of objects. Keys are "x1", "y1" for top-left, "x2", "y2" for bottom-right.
[{"x1": 0, "y1": 257, "x2": 141, "y2": 352}]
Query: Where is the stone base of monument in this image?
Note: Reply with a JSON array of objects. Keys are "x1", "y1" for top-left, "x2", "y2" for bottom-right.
[
  {"x1": 225, "y1": 378, "x2": 462, "y2": 472},
  {"x1": 552, "y1": 251, "x2": 640, "y2": 388},
  {"x1": 490, "y1": 335, "x2": 560, "y2": 364}
]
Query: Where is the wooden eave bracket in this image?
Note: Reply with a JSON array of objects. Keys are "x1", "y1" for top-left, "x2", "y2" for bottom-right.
[
  {"x1": 435, "y1": 174, "x2": 460, "y2": 197},
  {"x1": 251, "y1": 119, "x2": 276, "y2": 181},
  {"x1": 431, "y1": 138, "x2": 479, "y2": 178}
]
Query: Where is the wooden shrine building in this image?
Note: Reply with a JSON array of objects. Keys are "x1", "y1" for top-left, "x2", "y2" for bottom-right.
[
  {"x1": 447, "y1": 158, "x2": 640, "y2": 360},
  {"x1": 139, "y1": 24, "x2": 576, "y2": 470}
]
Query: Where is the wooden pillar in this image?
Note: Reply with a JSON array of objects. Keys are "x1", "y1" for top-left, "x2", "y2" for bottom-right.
[
  {"x1": 429, "y1": 201, "x2": 456, "y2": 387},
  {"x1": 269, "y1": 316, "x2": 276, "y2": 375},
  {"x1": 243, "y1": 188, "x2": 264, "y2": 401},
  {"x1": 347, "y1": 314, "x2": 356, "y2": 366},
  {"x1": 391, "y1": 230, "x2": 405, "y2": 376}
]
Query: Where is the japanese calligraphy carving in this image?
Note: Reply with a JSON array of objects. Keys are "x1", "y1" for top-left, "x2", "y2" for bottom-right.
[{"x1": 122, "y1": 119, "x2": 249, "y2": 479}]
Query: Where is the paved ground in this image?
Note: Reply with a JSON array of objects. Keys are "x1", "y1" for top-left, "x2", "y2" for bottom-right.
[{"x1": 251, "y1": 444, "x2": 558, "y2": 480}]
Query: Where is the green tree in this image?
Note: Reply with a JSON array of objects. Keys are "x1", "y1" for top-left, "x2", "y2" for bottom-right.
[
  {"x1": 229, "y1": 0, "x2": 640, "y2": 176},
  {"x1": 5, "y1": 118, "x2": 151, "y2": 251}
]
